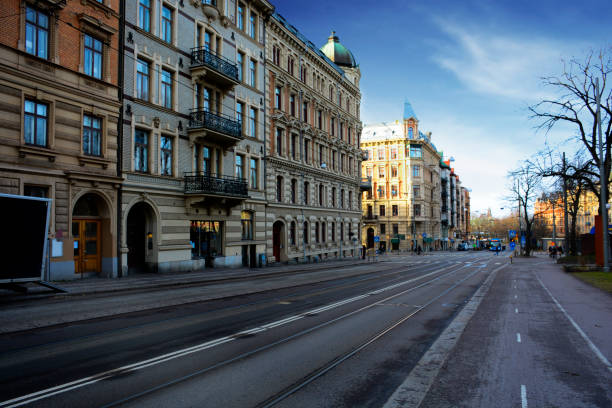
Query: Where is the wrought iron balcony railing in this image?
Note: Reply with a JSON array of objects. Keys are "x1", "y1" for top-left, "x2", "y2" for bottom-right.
[
  {"x1": 363, "y1": 214, "x2": 378, "y2": 220},
  {"x1": 190, "y1": 46, "x2": 238, "y2": 81},
  {"x1": 184, "y1": 172, "x2": 248, "y2": 197},
  {"x1": 188, "y1": 110, "x2": 243, "y2": 140}
]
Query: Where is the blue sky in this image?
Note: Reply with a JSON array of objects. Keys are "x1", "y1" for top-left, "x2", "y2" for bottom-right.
[{"x1": 272, "y1": 0, "x2": 611, "y2": 217}]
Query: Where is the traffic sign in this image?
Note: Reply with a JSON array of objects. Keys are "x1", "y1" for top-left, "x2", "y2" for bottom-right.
[
  {"x1": 374, "y1": 236, "x2": 380, "y2": 243},
  {"x1": 508, "y1": 230, "x2": 517, "y2": 239},
  {"x1": 509, "y1": 242, "x2": 516, "y2": 250},
  {"x1": 520, "y1": 236, "x2": 526, "y2": 246},
  {"x1": 422, "y1": 233, "x2": 427, "y2": 238}
]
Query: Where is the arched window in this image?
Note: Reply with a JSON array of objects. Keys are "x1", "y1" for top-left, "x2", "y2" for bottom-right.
[
  {"x1": 304, "y1": 181, "x2": 309, "y2": 205},
  {"x1": 303, "y1": 221, "x2": 309, "y2": 244},
  {"x1": 321, "y1": 222, "x2": 326, "y2": 242},
  {"x1": 315, "y1": 221, "x2": 320, "y2": 243},
  {"x1": 291, "y1": 178, "x2": 297, "y2": 204},
  {"x1": 408, "y1": 127, "x2": 414, "y2": 139}
]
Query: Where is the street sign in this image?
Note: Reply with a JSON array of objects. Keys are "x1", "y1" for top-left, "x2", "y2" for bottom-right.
[
  {"x1": 520, "y1": 236, "x2": 526, "y2": 246},
  {"x1": 422, "y1": 233, "x2": 427, "y2": 238},
  {"x1": 508, "y1": 230, "x2": 517, "y2": 239},
  {"x1": 374, "y1": 236, "x2": 380, "y2": 243},
  {"x1": 509, "y1": 242, "x2": 516, "y2": 250}
]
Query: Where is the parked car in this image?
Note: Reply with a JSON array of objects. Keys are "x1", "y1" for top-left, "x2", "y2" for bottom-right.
[{"x1": 457, "y1": 243, "x2": 470, "y2": 251}]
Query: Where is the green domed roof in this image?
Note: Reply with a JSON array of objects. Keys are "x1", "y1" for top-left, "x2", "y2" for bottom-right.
[{"x1": 320, "y1": 31, "x2": 357, "y2": 68}]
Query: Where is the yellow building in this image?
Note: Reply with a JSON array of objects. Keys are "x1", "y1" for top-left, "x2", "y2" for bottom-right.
[{"x1": 361, "y1": 102, "x2": 441, "y2": 251}]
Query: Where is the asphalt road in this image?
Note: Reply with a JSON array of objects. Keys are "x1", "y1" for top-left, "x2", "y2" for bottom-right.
[{"x1": 0, "y1": 251, "x2": 501, "y2": 407}]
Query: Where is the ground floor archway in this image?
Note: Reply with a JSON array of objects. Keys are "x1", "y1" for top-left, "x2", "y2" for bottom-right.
[
  {"x1": 126, "y1": 201, "x2": 157, "y2": 274},
  {"x1": 72, "y1": 192, "x2": 112, "y2": 276},
  {"x1": 272, "y1": 220, "x2": 286, "y2": 262},
  {"x1": 366, "y1": 227, "x2": 375, "y2": 249}
]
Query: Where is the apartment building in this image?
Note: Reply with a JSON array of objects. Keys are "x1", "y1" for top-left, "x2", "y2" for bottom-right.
[
  {"x1": 265, "y1": 15, "x2": 363, "y2": 263},
  {"x1": 0, "y1": 0, "x2": 122, "y2": 279}
]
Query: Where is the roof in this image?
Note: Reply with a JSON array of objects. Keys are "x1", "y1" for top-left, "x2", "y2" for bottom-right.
[
  {"x1": 272, "y1": 13, "x2": 346, "y2": 78},
  {"x1": 320, "y1": 31, "x2": 358, "y2": 68},
  {"x1": 361, "y1": 122, "x2": 404, "y2": 142}
]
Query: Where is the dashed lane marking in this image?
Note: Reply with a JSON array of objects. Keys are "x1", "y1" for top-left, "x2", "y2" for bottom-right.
[
  {"x1": 521, "y1": 385, "x2": 528, "y2": 408},
  {"x1": 517, "y1": 333, "x2": 521, "y2": 343}
]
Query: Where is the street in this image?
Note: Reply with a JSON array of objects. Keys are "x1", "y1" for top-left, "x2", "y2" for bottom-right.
[{"x1": 0, "y1": 252, "x2": 610, "y2": 407}]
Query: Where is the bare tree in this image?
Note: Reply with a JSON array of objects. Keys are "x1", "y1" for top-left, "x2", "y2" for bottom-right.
[
  {"x1": 529, "y1": 48, "x2": 612, "y2": 211},
  {"x1": 508, "y1": 161, "x2": 544, "y2": 256}
]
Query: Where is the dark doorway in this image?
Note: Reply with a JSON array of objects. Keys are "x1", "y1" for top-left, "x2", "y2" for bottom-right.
[
  {"x1": 250, "y1": 244, "x2": 257, "y2": 268},
  {"x1": 242, "y1": 245, "x2": 249, "y2": 267},
  {"x1": 127, "y1": 203, "x2": 147, "y2": 273},
  {"x1": 273, "y1": 221, "x2": 284, "y2": 262},
  {"x1": 367, "y1": 227, "x2": 375, "y2": 249}
]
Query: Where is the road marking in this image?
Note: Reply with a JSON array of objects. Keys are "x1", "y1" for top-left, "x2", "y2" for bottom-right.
[
  {"x1": 521, "y1": 385, "x2": 528, "y2": 408},
  {"x1": 517, "y1": 333, "x2": 521, "y2": 343},
  {"x1": 536, "y1": 275, "x2": 612, "y2": 372},
  {"x1": 495, "y1": 262, "x2": 501, "y2": 265},
  {"x1": 514, "y1": 295, "x2": 517, "y2": 299},
  {"x1": 515, "y1": 308, "x2": 518, "y2": 314},
  {"x1": 1, "y1": 264, "x2": 466, "y2": 407}
]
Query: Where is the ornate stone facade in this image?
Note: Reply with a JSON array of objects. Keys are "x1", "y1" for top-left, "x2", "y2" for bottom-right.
[{"x1": 264, "y1": 15, "x2": 362, "y2": 263}]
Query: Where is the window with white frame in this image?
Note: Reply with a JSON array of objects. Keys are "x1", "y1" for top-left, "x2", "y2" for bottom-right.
[
  {"x1": 161, "y1": 5, "x2": 173, "y2": 43},
  {"x1": 25, "y1": 7, "x2": 49, "y2": 59},
  {"x1": 83, "y1": 114, "x2": 102, "y2": 156},
  {"x1": 84, "y1": 34, "x2": 103, "y2": 79},
  {"x1": 161, "y1": 69, "x2": 173, "y2": 109},
  {"x1": 134, "y1": 129, "x2": 149, "y2": 172},
  {"x1": 160, "y1": 135, "x2": 172, "y2": 175},
  {"x1": 24, "y1": 99, "x2": 48, "y2": 147}
]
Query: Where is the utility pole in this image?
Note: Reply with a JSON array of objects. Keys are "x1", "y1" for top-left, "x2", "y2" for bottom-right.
[
  {"x1": 596, "y1": 78, "x2": 609, "y2": 271},
  {"x1": 562, "y1": 152, "x2": 569, "y2": 253}
]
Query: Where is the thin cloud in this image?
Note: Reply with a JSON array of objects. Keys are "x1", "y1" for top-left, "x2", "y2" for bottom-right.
[{"x1": 432, "y1": 20, "x2": 566, "y2": 101}]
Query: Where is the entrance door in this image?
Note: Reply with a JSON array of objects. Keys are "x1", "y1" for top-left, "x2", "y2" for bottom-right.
[
  {"x1": 73, "y1": 219, "x2": 101, "y2": 274},
  {"x1": 127, "y1": 207, "x2": 146, "y2": 273},
  {"x1": 273, "y1": 221, "x2": 282, "y2": 261},
  {"x1": 367, "y1": 228, "x2": 375, "y2": 249}
]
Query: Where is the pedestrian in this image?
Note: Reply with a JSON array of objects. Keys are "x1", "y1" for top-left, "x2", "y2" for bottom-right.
[{"x1": 417, "y1": 245, "x2": 422, "y2": 255}]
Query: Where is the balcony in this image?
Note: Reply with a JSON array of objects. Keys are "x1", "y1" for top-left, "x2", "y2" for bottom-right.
[
  {"x1": 360, "y1": 177, "x2": 372, "y2": 191},
  {"x1": 188, "y1": 110, "x2": 244, "y2": 148},
  {"x1": 190, "y1": 47, "x2": 239, "y2": 88},
  {"x1": 184, "y1": 172, "x2": 248, "y2": 207},
  {"x1": 363, "y1": 214, "x2": 378, "y2": 221}
]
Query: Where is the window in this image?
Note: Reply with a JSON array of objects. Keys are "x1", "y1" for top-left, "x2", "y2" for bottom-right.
[
  {"x1": 317, "y1": 110, "x2": 323, "y2": 129},
  {"x1": 24, "y1": 185, "x2": 48, "y2": 198},
  {"x1": 340, "y1": 189, "x2": 345, "y2": 208},
  {"x1": 393, "y1": 224, "x2": 399, "y2": 235},
  {"x1": 249, "y1": 13, "x2": 257, "y2": 40},
  {"x1": 237, "y1": 3, "x2": 245, "y2": 30},
  {"x1": 331, "y1": 222, "x2": 335, "y2": 241},
  {"x1": 291, "y1": 134, "x2": 297, "y2": 160},
  {"x1": 414, "y1": 204, "x2": 421, "y2": 217},
  {"x1": 315, "y1": 222, "x2": 320, "y2": 243},
  {"x1": 341, "y1": 154, "x2": 345, "y2": 172},
  {"x1": 202, "y1": 146, "x2": 210, "y2": 174},
  {"x1": 392, "y1": 205, "x2": 398, "y2": 216},
  {"x1": 302, "y1": 102, "x2": 308, "y2": 122},
  {"x1": 161, "y1": 69, "x2": 172, "y2": 108},
  {"x1": 276, "y1": 128, "x2": 283, "y2": 155},
  {"x1": 380, "y1": 224, "x2": 386, "y2": 234},
  {"x1": 24, "y1": 100, "x2": 48, "y2": 147},
  {"x1": 331, "y1": 117, "x2": 335, "y2": 136},
  {"x1": 275, "y1": 86, "x2": 282, "y2": 109},
  {"x1": 160, "y1": 135, "x2": 172, "y2": 175},
  {"x1": 236, "y1": 102, "x2": 244, "y2": 131},
  {"x1": 272, "y1": 45, "x2": 280, "y2": 65},
  {"x1": 241, "y1": 211, "x2": 253, "y2": 240},
  {"x1": 25, "y1": 7, "x2": 48, "y2": 59},
  {"x1": 413, "y1": 165, "x2": 420, "y2": 177},
  {"x1": 319, "y1": 145, "x2": 323, "y2": 165},
  {"x1": 276, "y1": 176, "x2": 283, "y2": 202},
  {"x1": 391, "y1": 185, "x2": 398, "y2": 197},
  {"x1": 319, "y1": 184, "x2": 324, "y2": 206},
  {"x1": 304, "y1": 182, "x2": 309, "y2": 205},
  {"x1": 138, "y1": 0, "x2": 151, "y2": 31},
  {"x1": 249, "y1": 59, "x2": 256, "y2": 88},
  {"x1": 161, "y1": 5, "x2": 173, "y2": 43},
  {"x1": 237, "y1": 52, "x2": 244, "y2": 82},
  {"x1": 332, "y1": 151, "x2": 336, "y2": 170},
  {"x1": 378, "y1": 167, "x2": 385, "y2": 178},
  {"x1": 290, "y1": 221, "x2": 296, "y2": 245},
  {"x1": 379, "y1": 205, "x2": 385, "y2": 216},
  {"x1": 390, "y1": 147, "x2": 397, "y2": 159},
  {"x1": 340, "y1": 222, "x2": 344, "y2": 241},
  {"x1": 391, "y1": 165, "x2": 398, "y2": 178},
  {"x1": 377, "y1": 148, "x2": 384, "y2": 160},
  {"x1": 290, "y1": 95, "x2": 296, "y2": 116},
  {"x1": 204, "y1": 31, "x2": 211, "y2": 50},
  {"x1": 136, "y1": 59, "x2": 149, "y2": 100},
  {"x1": 410, "y1": 144, "x2": 422, "y2": 158},
  {"x1": 322, "y1": 222, "x2": 326, "y2": 242},
  {"x1": 84, "y1": 35, "x2": 102, "y2": 79},
  {"x1": 408, "y1": 127, "x2": 414, "y2": 139},
  {"x1": 366, "y1": 167, "x2": 372, "y2": 178},
  {"x1": 413, "y1": 185, "x2": 420, "y2": 198},
  {"x1": 250, "y1": 158, "x2": 257, "y2": 189},
  {"x1": 348, "y1": 191, "x2": 353, "y2": 208},
  {"x1": 300, "y1": 66, "x2": 307, "y2": 83},
  {"x1": 235, "y1": 154, "x2": 244, "y2": 179},
  {"x1": 249, "y1": 107, "x2": 257, "y2": 138},
  {"x1": 378, "y1": 185, "x2": 385, "y2": 198},
  {"x1": 291, "y1": 179, "x2": 297, "y2": 204},
  {"x1": 304, "y1": 139, "x2": 309, "y2": 163},
  {"x1": 83, "y1": 115, "x2": 101, "y2": 156},
  {"x1": 134, "y1": 129, "x2": 148, "y2": 172},
  {"x1": 288, "y1": 56, "x2": 294, "y2": 76},
  {"x1": 303, "y1": 222, "x2": 309, "y2": 244}
]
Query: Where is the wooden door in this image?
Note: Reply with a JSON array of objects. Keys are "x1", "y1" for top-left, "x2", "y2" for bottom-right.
[{"x1": 73, "y1": 219, "x2": 101, "y2": 274}]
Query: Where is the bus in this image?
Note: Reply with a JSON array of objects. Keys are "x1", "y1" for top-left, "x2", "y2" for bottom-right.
[{"x1": 489, "y1": 238, "x2": 502, "y2": 251}]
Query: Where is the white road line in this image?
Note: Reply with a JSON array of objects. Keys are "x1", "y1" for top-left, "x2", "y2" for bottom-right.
[
  {"x1": 517, "y1": 333, "x2": 521, "y2": 343},
  {"x1": 515, "y1": 308, "x2": 518, "y2": 314},
  {"x1": 536, "y1": 275, "x2": 612, "y2": 372},
  {"x1": 2, "y1": 263, "x2": 466, "y2": 407},
  {"x1": 521, "y1": 384, "x2": 528, "y2": 408},
  {"x1": 514, "y1": 295, "x2": 517, "y2": 299}
]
